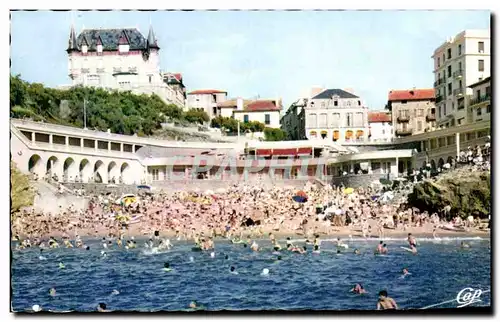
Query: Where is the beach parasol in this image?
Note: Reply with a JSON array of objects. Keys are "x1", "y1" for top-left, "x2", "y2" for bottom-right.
[
  {"x1": 292, "y1": 195, "x2": 308, "y2": 203},
  {"x1": 344, "y1": 188, "x2": 354, "y2": 195}
]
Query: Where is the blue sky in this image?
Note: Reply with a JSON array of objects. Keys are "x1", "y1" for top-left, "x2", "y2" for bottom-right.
[{"x1": 11, "y1": 10, "x2": 490, "y2": 109}]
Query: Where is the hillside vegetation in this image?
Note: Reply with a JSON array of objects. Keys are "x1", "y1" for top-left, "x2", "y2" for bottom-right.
[{"x1": 10, "y1": 162, "x2": 35, "y2": 213}]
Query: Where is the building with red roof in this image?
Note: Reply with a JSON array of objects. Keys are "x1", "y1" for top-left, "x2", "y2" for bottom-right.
[
  {"x1": 386, "y1": 88, "x2": 437, "y2": 137},
  {"x1": 368, "y1": 111, "x2": 393, "y2": 142},
  {"x1": 186, "y1": 89, "x2": 229, "y2": 119}
]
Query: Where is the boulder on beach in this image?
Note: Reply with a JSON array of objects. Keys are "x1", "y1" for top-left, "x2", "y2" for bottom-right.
[{"x1": 407, "y1": 167, "x2": 490, "y2": 219}]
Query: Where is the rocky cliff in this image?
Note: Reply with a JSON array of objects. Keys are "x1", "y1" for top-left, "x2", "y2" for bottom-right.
[{"x1": 407, "y1": 166, "x2": 490, "y2": 219}]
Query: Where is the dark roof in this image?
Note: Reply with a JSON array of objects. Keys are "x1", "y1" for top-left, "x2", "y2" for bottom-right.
[
  {"x1": 468, "y1": 76, "x2": 491, "y2": 89},
  {"x1": 76, "y1": 28, "x2": 147, "y2": 51},
  {"x1": 312, "y1": 89, "x2": 359, "y2": 99}
]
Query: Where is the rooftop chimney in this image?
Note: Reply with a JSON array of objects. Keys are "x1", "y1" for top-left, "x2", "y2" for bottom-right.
[{"x1": 236, "y1": 97, "x2": 244, "y2": 111}]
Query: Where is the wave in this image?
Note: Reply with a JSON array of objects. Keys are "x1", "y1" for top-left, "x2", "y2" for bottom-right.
[{"x1": 288, "y1": 236, "x2": 487, "y2": 243}]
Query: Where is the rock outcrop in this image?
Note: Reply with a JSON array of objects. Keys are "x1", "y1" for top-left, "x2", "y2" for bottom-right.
[{"x1": 407, "y1": 166, "x2": 490, "y2": 219}]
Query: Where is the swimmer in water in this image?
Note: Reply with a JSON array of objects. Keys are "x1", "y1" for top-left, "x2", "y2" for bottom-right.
[
  {"x1": 49, "y1": 288, "x2": 56, "y2": 297},
  {"x1": 377, "y1": 290, "x2": 398, "y2": 310},
  {"x1": 376, "y1": 241, "x2": 383, "y2": 254},
  {"x1": 229, "y1": 266, "x2": 238, "y2": 275},
  {"x1": 39, "y1": 249, "x2": 47, "y2": 260},
  {"x1": 261, "y1": 268, "x2": 269, "y2": 276},
  {"x1": 432, "y1": 227, "x2": 438, "y2": 239},
  {"x1": 336, "y1": 249, "x2": 342, "y2": 255},
  {"x1": 286, "y1": 237, "x2": 294, "y2": 249},
  {"x1": 251, "y1": 241, "x2": 259, "y2": 252},
  {"x1": 275, "y1": 255, "x2": 282, "y2": 263},
  {"x1": 401, "y1": 268, "x2": 411, "y2": 277},
  {"x1": 381, "y1": 244, "x2": 388, "y2": 254},
  {"x1": 97, "y1": 303, "x2": 109, "y2": 312},
  {"x1": 313, "y1": 245, "x2": 320, "y2": 254},
  {"x1": 350, "y1": 283, "x2": 367, "y2": 294},
  {"x1": 461, "y1": 241, "x2": 470, "y2": 249},
  {"x1": 111, "y1": 290, "x2": 120, "y2": 295},
  {"x1": 58, "y1": 262, "x2": 65, "y2": 269},
  {"x1": 407, "y1": 233, "x2": 417, "y2": 248},
  {"x1": 163, "y1": 263, "x2": 172, "y2": 272},
  {"x1": 354, "y1": 249, "x2": 361, "y2": 255},
  {"x1": 224, "y1": 254, "x2": 229, "y2": 260}
]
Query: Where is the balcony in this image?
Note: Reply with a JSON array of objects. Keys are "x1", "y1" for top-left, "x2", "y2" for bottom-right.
[
  {"x1": 426, "y1": 113, "x2": 436, "y2": 121},
  {"x1": 453, "y1": 87, "x2": 464, "y2": 97},
  {"x1": 452, "y1": 69, "x2": 464, "y2": 78},
  {"x1": 396, "y1": 129, "x2": 413, "y2": 136},
  {"x1": 469, "y1": 94, "x2": 491, "y2": 107},
  {"x1": 397, "y1": 115, "x2": 410, "y2": 122},
  {"x1": 436, "y1": 95, "x2": 444, "y2": 103}
]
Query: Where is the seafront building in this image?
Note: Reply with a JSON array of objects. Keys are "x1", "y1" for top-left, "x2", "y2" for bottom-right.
[
  {"x1": 66, "y1": 25, "x2": 186, "y2": 108},
  {"x1": 304, "y1": 88, "x2": 370, "y2": 142},
  {"x1": 432, "y1": 29, "x2": 491, "y2": 128},
  {"x1": 386, "y1": 89, "x2": 437, "y2": 137},
  {"x1": 216, "y1": 98, "x2": 282, "y2": 129},
  {"x1": 367, "y1": 111, "x2": 393, "y2": 142},
  {"x1": 466, "y1": 77, "x2": 491, "y2": 124}
]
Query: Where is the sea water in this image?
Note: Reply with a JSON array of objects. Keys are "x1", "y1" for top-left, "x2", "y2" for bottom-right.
[{"x1": 11, "y1": 237, "x2": 491, "y2": 311}]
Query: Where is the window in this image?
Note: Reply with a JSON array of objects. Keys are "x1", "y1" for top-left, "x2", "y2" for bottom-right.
[
  {"x1": 148, "y1": 75, "x2": 152, "y2": 83},
  {"x1": 444, "y1": 104, "x2": 447, "y2": 115},
  {"x1": 417, "y1": 109, "x2": 424, "y2": 117},
  {"x1": 477, "y1": 108, "x2": 482, "y2": 116},
  {"x1": 347, "y1": 101, "x2": 351, "y2": 106},
  {"x1": 243, "y1": 114, "x2": 249, "y2": 123},
  {"x1": 478, "y1": 59, "x2": 484, "y2": 72},
  {"x1": 487, "y1": 105, "x2": 491, "y2": 113},
  {"x1": 486, "y1": 86, "x2": 491, "y2": 96},
  {"x1": 334, "y1": 100, "x2": 338, "y2": 107},
  {"x1": 458, "y1": 44, "x2": 462, "y2": 56},
  {"x1": 447, "y1": 65, "x2": 452, "y2": 77},
  {"x1": 458, "y1": 62, "x2": 462, "y2": 72},
  {"x1": 447, "y1": 48, "x2": 451, "y2": 59},
  {"x1": 321, "y1": 102, "x2": 326, "y2": 108},
  {"x1": 448, "y1": 83, "x2": 452, "y2": 95},
  {"x1": 439, "y1": 106, "x2": 442, "y2": 118},
  {"x1": 401, "y1": 100, "x2": 407, "y2": 104},
  {"x1": 458, "y1": 118, "x2": 463, "y2": 125},
  {"x1": 442, "y1": 53, "x2": 445, "y2": 62},
  {"x1": 308, "y1": 114, "x2": 317, "y2": 127},
  {"x1": 354, "y1": 112, "x2": 363, "y2": 127},
  {"x1": 437, "y1": 57, "x2": 440, "y2": 67},
  {"x1": 262, "y1": 114, "x2": 270, "y2": 125},
  {"x1": 478, "y1": 41, "x2": 484, "y2": 53},
  {"x1": 331, "y1": 113, "x2": 340, "y2": 127},
  {"x1": 346, "y1": 113, "x2": 353, "y2": 127},
  {"x1": 318, "y1": 113, "x2": 327, "y2": 127},
  {"x1": 417, "y1": 121, "x2": 422, "y2": 131},
  {"x1": 476, "y1": 89, "x2": 481, "y2": 99},
  {"x1": 458, "y1": 80, "x2": 462, "y2": 89},
  {"x1": 358, "y1": 100, "x2": 361, "y2": 106}
]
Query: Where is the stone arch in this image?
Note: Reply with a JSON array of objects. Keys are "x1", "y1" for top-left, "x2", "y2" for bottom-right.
[
  {"x1": 79, "y1": 159, "x2": 92, "y2": 183},
  {"x1": 94, "y1": 160, "x2": 106, "y2": 183},
  {"x1": 430, "y1": 160, "x2": 436, "y2": 170},
  {"x1": 63, "y1": 157, "x2": 77, "y2": 182},
  {"x1": 421, "y1": 161, "x2": 427, "y2": 169},
  {"x1": 121, "y1": 162, "x2": 131, "y2": 184},
  {"x1": 108, "y1": 161, "x2": 119, "y2": 184},
  {"x1": 46, "y1": 156, "x2": 60, "y2": 178},
  {"x1": 447, "y1": 156, "x2": 454, "y2": 166},
  {"x1": 28, "y1": 154, "x2": 43, "y2": 176},
  {"x1": 438, "y1": 158, "x2": 445, "y2": 169}
]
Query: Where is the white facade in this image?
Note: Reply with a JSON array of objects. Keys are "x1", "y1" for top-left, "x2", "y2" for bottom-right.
[
  {"x1": 233, "y1": 110, "x2": 281, "y2": 128},
  {"x1": 186, "y1": 90, "x2": 228, "y2": 118},
  {"x1": 432, "y1": 29, "x2": 490, "y2": 128},
  {"x1": 467, "y1": 77, "x2": 491, "y2": 123},
  {"x1": 305, "y1": 88, "x2": 369, "y2": 142},
  {"x1": 67, "y1": 26, "x2": 185, "y2": 108},
  {"x1": 368, "y1": 112, "x2": 394, "y2": 142}
]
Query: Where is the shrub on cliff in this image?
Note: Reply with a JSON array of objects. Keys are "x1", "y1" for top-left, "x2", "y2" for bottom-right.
[
  {"x1": 10, "y1": 161, "x2": 35, "y2": 213},
  {"x1": 407, "y1": 168, "x2": 490, "y2": 219}
]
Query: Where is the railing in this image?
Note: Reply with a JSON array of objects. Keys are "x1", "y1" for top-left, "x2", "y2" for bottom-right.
[
  {"x1": 469, "y1": 94, "x2": 491, "y2": 107},
  {"x1": 436, "y1": 95, "x2": 444, "y2": 103},
  {"x1": 453, "y1": 87, "x2": 464, "y2": 96},
  {"x1": 434, "y1": 78, "x2": 445, "y2": 87},
  {"x1": 395, "y1": 129, "x2": 412, "y2": 136},
  {"x1": 452, "y1": 69, "x2": 463, "y2": 78},
  {"x1": 397, "y1": 115, "x2": 410, "y2": 122}
]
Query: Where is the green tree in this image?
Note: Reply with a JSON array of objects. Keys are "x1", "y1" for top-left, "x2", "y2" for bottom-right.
[
  {"x1": 184, "y1": 109, "x2": 210, "y2": 124},
  {"x1": 264, "y1": 128, "x2": 287, "y2": 141},
  {"x1": 10, "y1": 161, "x2": 35, "y2": 213}
]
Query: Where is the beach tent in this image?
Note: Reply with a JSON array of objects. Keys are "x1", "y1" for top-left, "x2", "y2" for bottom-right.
[{"x1": 344, "y1": 188, "x2": 354, "y2": 195}]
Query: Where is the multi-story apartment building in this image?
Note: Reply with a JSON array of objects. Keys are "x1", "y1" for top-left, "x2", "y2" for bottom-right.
[
  {"x1": 432, "y1": 29, "x2": 490, "y2": 128},
  {"x1": 186, "y1": 89, "x2": 228, "y2": 118},
  {"x1": 368, "y1": 111, "x2": 393, "y2": 142},
  {"x1": 217, "y1": 98, "x2": 282, "y2": 129},
  {"x1": 305, "y1": 88, "x2": 369, "y2": 142},
  {"x1": 280, "y1": 98, "x2": 307, "y2": 140},
  {"x1": 467, "y1": 76, "x2": 491, "y2": 124},
  {"x1": 66, "y1": 25, "x2": 186, "y2": 107},
  {"x1": 387, "y1": 89, "x2": 436, "y2": 137}
]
